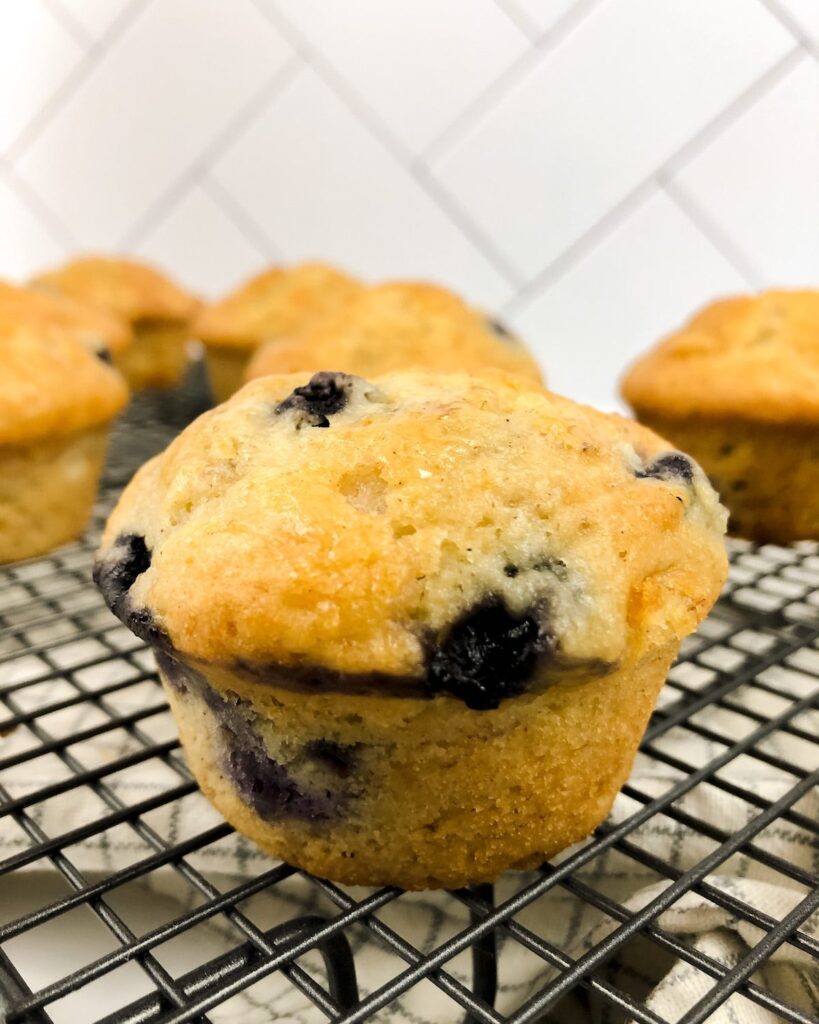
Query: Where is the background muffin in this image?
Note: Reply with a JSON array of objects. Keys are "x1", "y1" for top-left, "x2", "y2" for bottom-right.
[
  {"x1": 33, "y1": 256, "x2": 198, "y2": 391},
  {"x1": 0, "y1": 280, "x2": 132, "y2": 365},
  {"x1": 193, "y1": 262, "x2": 362, "y2": 402},
  {"x1": 246, "y1": 281, "x2": 543, "y2": 384},
  {"x1": 622, "y1": 290, "x2": 819, "y2": 542},
  {"x1": 95, "y1": 369, "x2": 726, "y2": 888},
  {"x1": 1, "y1": 327, "x2": 128, "y2": 562}
]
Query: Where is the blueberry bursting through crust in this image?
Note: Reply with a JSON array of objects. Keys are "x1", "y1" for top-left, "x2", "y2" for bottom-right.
[
  {"x1": 274, "y1": 371, "x2": 356, "y2": 428},
  {"x1": 92, "y1": 534, "x2": 168, "y2": 649},
  {"x1": 636, "y1": 452, "x2": 695, "y2": 485},
  {"x1": 95, "y1": 533, "x2": 554, "y2": 711},
  {"x1": 427, "y1": 597, "x2": 553, "y2": 711}
]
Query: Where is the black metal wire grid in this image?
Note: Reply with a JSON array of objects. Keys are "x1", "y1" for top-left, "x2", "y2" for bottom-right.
[{"x1": 0, "y1": 372, "x2": 817, "y2": 1024}]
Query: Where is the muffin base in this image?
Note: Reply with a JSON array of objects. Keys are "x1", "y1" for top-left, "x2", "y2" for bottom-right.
[
  {"x1": 159, "y1": 642, "x2": 676, "y2": 890},
  {"x1": 203, "y1": 345, "x2": 255, "y2": 403},
  {"x1": 0, "y1": 426, "x2": 110, "y2": 563},
  {"x1": 118, "y1": 319, "x2": 188, "y2": 390},
  {"x1": 638, "y1": 415, "x2": 819, "y2": 543}
]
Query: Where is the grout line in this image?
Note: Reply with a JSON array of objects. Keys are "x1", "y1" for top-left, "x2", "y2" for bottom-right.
[
  {"x1": 662, "y1": 179, "x2": 764, "y2": 289},
  {"x1": 420, "y1": 0, "x2": 607, "y2": 167},
  {"x1": 757, "y1": 0, "x2": 819, "y2": 57},
  {"x1": 120, "y1": 57, "x2": 303, "y2": 249},
  {"x1": 502, "y1": 45, "x2": 805, "y2": 316},
  {"x1": 6, "y1": 0, "x2": 149, "y2": 166},
  {"x1": 41, "y1": 0, "x2": 93, "y2": 49},
  {"x1": 255, "y1": 0, "x2": 524, "y2": 289},
  {"x1": 410, "y1": 163, "x2": 524, "y2": 290},
  {"x1": 0, "y1": 159, "x2": 76, "y2": 256},
  {"x1": 499, "y1": 178, "x2": 656, "y2": 317},
  {"x1": 661, "y1": 46, "x2": 805, "y2": 178},
  {"x1": 200, "y1": 175, "x2": 283, "y2": 263},
  {"x1": 491, "y1": 0, "x2": 542, "y2": 42}
]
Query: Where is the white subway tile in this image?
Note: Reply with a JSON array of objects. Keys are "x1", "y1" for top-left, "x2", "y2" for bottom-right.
[
  {"x1": 509, "y1": 190, "x2": 747, "y2": 411},
  {"x1": 431, "y1": 0, "x2": 792, "y2": 280},
  {"x1": 504, "y1": 0, "x2": 586, "y2": 35},
  {"x1": 0, "y1": 175, "x2": 67, "y2": 279},
  {"x1": 16, "y1": 0, "x2": 292, "y2": 246},
  {"x1": 133, "y1": 184, "x2": 267, "y2": 298},
  {"x1": 775, "y1": 0, "x2": 819, "y2": 46},
  {"x1": 212, "y1": 67, "x2": 514, "y2": 306},
  {"x1": 54, "y1": 0, "x2": 134, "y2": 41},
  {"x1": 271, "y1": 0, "x2": 530, "y2": 155},
  {"x1": 0, "y1": 0, "x2": 84, "y2": 155},
  {"x1": 675, "y1": 58, "x2": 819, "y2": 287}
]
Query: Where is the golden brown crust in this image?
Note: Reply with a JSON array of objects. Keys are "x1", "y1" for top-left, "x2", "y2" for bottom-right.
[
  {"x1": 245, "y1": 281, "x2": 543, "y2": 383},
  {"x1": 99, "y1": 370, "x2": 726, "y2": 677},
  {"x1": 32, "y1": 255, "x2": 199, "y2": 324},
  {"x1": 0, "y1": 328, "x2": 128, "y2": 445},
  {"x1": 194, "y1": 262, "x2": 362, "y2": 348},
  {"x1": 0, "y1": 280, "x2": 132, "y2": 356},
  {"x1": 621, "y1": 290, "x2": 819, "y2": 424}
]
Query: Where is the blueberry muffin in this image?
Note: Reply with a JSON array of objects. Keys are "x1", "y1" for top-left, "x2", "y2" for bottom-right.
[
  {"x1": 1, "y1": 328, "x2": 128, "y2": 562},
  {"x1": 0, "y1": 280, "x2": 133, "y2": 366},
  {"x1": 193, "y1": 262, "x2": 362, "y2": 402},
  {"x1": 246, "y1": 281, "x2": 543, "y2": 385},
  {"x1": 33, "y1": 256, "x2": 199, "y2": 391},
  {"x1": 622, "y1": 290, "x2": 819, "y2": 542},
  {"x1": 94, "y1": 370, "x2": 726, "y2": 888}
]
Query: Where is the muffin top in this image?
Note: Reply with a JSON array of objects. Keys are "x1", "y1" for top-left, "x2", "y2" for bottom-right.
[
  {"x1": 622, "y1": 290, "x2": 819, "y2": 424},
  {"x1": 32, "y1": 256, "x2": 198, "y2": 325},
  {"x1": 193, "y1": 262, "x2": 362, "y2": 349},
  {"x1": 245, "y1": 281, "x2": 543, "y2": 384},
  {"x1": 0, "y1": 328, "x2": 128, "y2": 446},
  {"x1": 95, "y1": 370, "x2": 726, "y2": 708},
  {"x1": 0, "y1": 281, "x2": 132, "y2": 358}
]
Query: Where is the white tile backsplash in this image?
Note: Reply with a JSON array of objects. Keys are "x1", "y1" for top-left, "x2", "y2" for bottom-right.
[
  {"x1": 0, "y1": 172, "x2": 67, "y2": 277},
  {"x1": 773, "y1": 0, "x2": 819, "y2": 47},
  {"x1": 212, "y1": 67, "x2": 514, "y2": 306},
  {"x1": 501, "y1": 0, "x2": 594, "y2": 36},
  {"x1": 16, "y1": 0, "x2": 291, "y2": 246},
  {"x1": 674, "y1": 56, "x2": 819, "y2": 288},
  {"x1": 509, "y1": 190, "x2": 748, "y2": 410},
  {"x1": 2, "y1": 0, "x2": 817, "y2": 408},
  {"x1": 431, "y1": 0, "x2": 793, "y2": 280},
  {"x1": 55, "y1": 0, "x2": 137, "y2": 42},
  {"x1": 0, "y1": 0, "x2": 84, "y2": 154},
  {"x1": 133, "y1": 183, "x2": 267, "y2": 297},
  {"x1": 268, "y1": 0, "x2": 531, "y2": 155}
]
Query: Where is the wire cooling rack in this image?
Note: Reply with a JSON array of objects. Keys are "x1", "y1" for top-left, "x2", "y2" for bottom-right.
[{"x1": 0, "y1": 364, "x2": 817, "y2": 1024}]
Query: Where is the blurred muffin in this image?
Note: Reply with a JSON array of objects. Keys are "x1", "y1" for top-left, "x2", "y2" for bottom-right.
[
  {"x1": 0, "y1": 328, "x2": 128, "y2": 562},
  {"x1": 246, "y1": 281, "x2": 543, "y2": 384},
  {"x1": 0, "y1": 281, "x2": 132, "y2": 365},
  {"x1": 94, "y1": 369, "x2": 726, "y2": 888},
  {"x1": 33, "y1": 256, "x2": 198, "y2": 390},
  {"x1": 622, "y1": 290, "x2": 819, "y2": 542},
  {"x1": 194, "y1": 262, "x2": 362, "y2": 402}
]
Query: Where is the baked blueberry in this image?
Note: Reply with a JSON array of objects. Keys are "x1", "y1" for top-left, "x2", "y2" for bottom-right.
[
  {"x1": 305, "y1": 739, "x2": 357, "y2": 777},
  {"x1": 224, "y1": 734, "x2": 338, "y2": 821},
  {"x1": 637, "y1": 452, "x2": 694, "y2": 485},
  {"x1": 93, "y1": 533, "x2": 151, "y2": 617},
  {"x1": 275, "y1": 371, "x2": 356, "y2": 428},
  {"x1": 427, "y1": 597, "x2": 551, "y2": 710}
]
